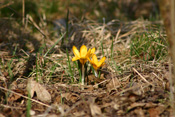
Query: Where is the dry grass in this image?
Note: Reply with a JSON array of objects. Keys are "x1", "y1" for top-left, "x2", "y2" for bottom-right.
[{"x1": 0, "y1": 11, "x2": 170, "y2": 116}]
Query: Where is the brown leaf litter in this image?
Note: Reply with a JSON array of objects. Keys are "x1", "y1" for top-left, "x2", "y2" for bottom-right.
[{"x1": 0, "y1": 17, "x2": 171, "y2": 116}]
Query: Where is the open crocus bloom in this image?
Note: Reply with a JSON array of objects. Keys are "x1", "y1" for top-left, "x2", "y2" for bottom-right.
[
  {"x1": 88, "y1": 54, "x2": 106, "y2": 71},
  {"x1": 72, "y1": 45, "x2": 95, "y2": 65}
]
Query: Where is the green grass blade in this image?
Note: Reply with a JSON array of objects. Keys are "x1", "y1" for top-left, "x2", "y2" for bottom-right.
[
  {"x1": 44, "y1": 32, "x2": 66, "y2": 57},
  {"x1": 66, "y1": 48, "x2": 74, "y2": 82}
]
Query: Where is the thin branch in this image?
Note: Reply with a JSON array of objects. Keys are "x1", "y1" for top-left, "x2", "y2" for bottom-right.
[
  {"x1": 0, "y1": 1, "x2": 14, "y2": 9},
  {"x1": 132, "y1": 67, "x2": 153, "y2": 86},
  {"x1": 22, "y1": 0, "x2": 25, "y2": 26},
  {"x1": 0, "y1": 86, "x2": 52, "y2": 108}
]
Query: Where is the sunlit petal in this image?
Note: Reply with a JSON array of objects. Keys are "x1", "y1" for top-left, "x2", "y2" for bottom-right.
[
  {"x1": 86, "y1": 49, "x2": 92, "y2": 57},
  {"x1": 101, "y1": 62, "x2": 105, "y2": 66},
  {"x1": 80, "y1": 59, "x2": 87, "y2": 65},
  {"x1": 93, "y1": 65, "x2": 98, "y2": 71},
  {"x1": 91, "y1": 48, "x2": 95, "y2": 54},
  {"x1": 89, "y1": 47, "x2": 95, "y2": 57},
  {"x1": 72, "y1": 45, "x2": 98, "y2": 68},
  {"x1": 72, "y1": 56, "x2": 79, "y2": 61},
  {"x1": 98, "y1": 57, "x2": 106, "y2": 67},
  {"x1": 80, "y1": 45, "x2": 87, "y2": 58},
  {"x1": 72, "y1": 46, "x2": 80, "y2": 58},
  {"x1": 87, "y1": 57, "x2": 92, "y2": 63},
  {"x1": 92, "y1": 54, "x2": 98, "y2": 64},
  {"x1": 88, "y1": 54, "x2": 106, "y2": 71}
]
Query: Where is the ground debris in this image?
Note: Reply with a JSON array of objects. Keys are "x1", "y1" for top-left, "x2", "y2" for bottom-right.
[
  {"x1": 27, "y1": 78, "x2": 51, "y2": 103},
  {"x1": 0, "y1": 13, "x2": 170, "y2": 116}
]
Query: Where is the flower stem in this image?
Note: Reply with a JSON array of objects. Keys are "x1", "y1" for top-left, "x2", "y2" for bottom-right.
[
  {"x1": 82, "y1": 64, "x2": 85, "y2": 86},
  {"x1": 94, "y1": 70, "x2": 98, "y2": 77}
]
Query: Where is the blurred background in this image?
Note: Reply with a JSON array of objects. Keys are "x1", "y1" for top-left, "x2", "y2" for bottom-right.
[
  {"x1": 0, "y1": 0, "x2": 162, "y2": 56},
  {"x1": 0, "y1": 0, "x2": 159, "y2": 22}
]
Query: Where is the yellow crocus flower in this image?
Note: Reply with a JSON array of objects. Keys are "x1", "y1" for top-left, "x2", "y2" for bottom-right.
[
  {"x1": 72, "y1": 45, "x2": 95, "y2": 65},
  {"x1": 88, "y1": 54, "x2": 106, "y2": 77},
  {"x1": 72, "y1": 45, "x2": 95, "y2": 86}
]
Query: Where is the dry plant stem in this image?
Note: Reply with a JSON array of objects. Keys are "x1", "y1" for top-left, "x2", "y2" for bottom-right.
[
  {"x1": 0, "y1": 86, "x2": 51, "y2": 108},
  {"x1": 22, "y1": 0, "x2": 25, "y2": 25},
  {"x1": 27, "y1": 15, "x2": 48, "y2": 39},
  {"x1": 82, "y1": 64, "x2": 85, "y2": 86},
  {"x1": 0, "y1": 1, "x2": 14, "y2": 9},
  {"x1": 171, "y1": 0, "x2": 175, "y2": 115},
  {"x1": 132, "y1": 67, "x2": 153, "y2": 86},
  {"x1": 115, "y1": 84, "x2": 150, "y2": 96},
  {"x1": 93, "y1": 79, "x2": 109, "y2": 87},
  {"x1": 169, "y1": 58, "x2": 174, "y2": 115},
  {"x1": 94, "y1": 70, "x2": 98, "y2": 77},
  {"x1": 64, "y1": 100, "x2": 83, "y2": 116},
  {"x1": 158, "y1": 0, "x2": 175, "y2": 115}
]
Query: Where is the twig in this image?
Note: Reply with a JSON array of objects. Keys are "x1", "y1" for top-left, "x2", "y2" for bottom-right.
[
  {"x1": 27, "y1": 15, "x2": 48, "y2": 39},
  {"x1": 22, "y1": 0, "x2": 25, "y2": 26},
  {"x1": 169, "y1": 57, "x2": 174, "y2": 116},
  {"x1": 115, "y1": 28, "x2": 121, "y2": 42},
  {"x1": 0, "y1": 104, "x2": 23, "y2": 109},
  {"x1": 115, "y1": 83, "x2": 150, "y2": 96},
  {"x1": 0, "y1": 86, "x2": 52, "y2": 108},
  {"x1": 0, "y1": 1, "x2": 14, "y2": 9},
  {"x1": 132, "y1": 67, "x2": 154, "y2": 86},
  {"x1": 152, "y1": 72, "x2": 164, "y2": 82},
  {"x1": 63, "y1": 100, "x2": 83, "y2": 116},
  {"x1": 93, "y1": 79, "x2": 109, "y2": 88}
]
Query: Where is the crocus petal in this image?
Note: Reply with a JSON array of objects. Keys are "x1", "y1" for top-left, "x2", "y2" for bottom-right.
[
  {"x1": 80, "y1": 59, "x2": 87, "y2": 65},
  {"x1": 72, "y1": 56, "x2": 79, "y2": 61},
  {"x1": 86, "y1": 49, "x2": 92, "y2": 58},
  {"x1": 93, "y1": 65, "x2": 98, "y2": 71},
  {"x1": 89, "y1": 47, "x2": 95, "y2": 57},
  {"x1": 91, "y1": 48, "x2": 95, "y2": 54},
  {"x1": 80, "y1": 45, "x2": 87, "y2": 58},
  {"x1": 87, "y1": 57, "x2": 92, "y2": 63},
  {"x1": 92, "y1": 54, "x2": 98, "y2": 64},
  {"x1": 98, "y1": 57, "x2": 106, "y2": 67},
  {"x1": 72, "y1": 46, "x2": 80, "y2": 58},
  {"x1": 101, "y1": 62, "x2": 105, "y2": 66}
]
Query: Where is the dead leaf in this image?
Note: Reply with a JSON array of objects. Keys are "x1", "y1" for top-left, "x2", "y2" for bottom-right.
[
  {"x1": 0, "y1": 113, "x2": 5, "y2": 117},
  {"x1": 57, "y1": 104, "x2": 70, "y2": 116},
  {"x1": 0, "y1": 76, "x2": 6, "y2": 82},
  {"x1": 148, "y1": 108, "x2": 159, "y2": 117},
  {"x1": 35, "y1": 82, "x2": 51, "y2": 103},
  {"x1": 47, "y1": 114, "x2": 58, "y2": 117},
  {"x1": 10, "y1": 81, "x2": 17, "y2": 90},
  {"x1": 128, "y1": 102, "x2": 146, "y2": 110},
  {"x1": 131, "y1": 82, "x2": 142, "y2": 96},
  {"x1": 134, "y1": 108, "x2": 145, "y2": 117},
  {"x1": 30, "y1": 110, "x2": 35, "y2": 116},
  {"x1": 84, "y1": 85, "x2": 94, "y2": 91},
  {"x1": 156, "y1": 104, "x2": 166, "y2": 114},
  {"x1": 128, "y1": 93, "x2": 137, "y2": 102},
  {"x1": 145, "y1": 102, "x2": 157, "y2": 108},
  {"x1": 8, "y1": 89, "x2": 25, "y2": 102},
  {"x1": 148, "y1": 104, "x2": 166, "y2": 117},
  {"x1": 27, "y1": 78, "x2": 37, "y2": 98},
  {"x1": 73, "y1": 111, "x2": 85, "y2": 116},
  {"x1": 113, "y1": 103, "x2": 120, "y2": 110},
  {"x1": 61, "y1": 93, "x2": 79, "y2": 103},
  {"x1": 90, "y1": 103, "x2": 102, "y2": 117},
  {"x1": 54, "y1": 95, "x2": 62, "y2": 104},
  {"x1": 106, "y1": 78, "x2": 120, "y2": 92},
  {"x1": 27, "y1": 78, "x2": 51, "y2": 103}
]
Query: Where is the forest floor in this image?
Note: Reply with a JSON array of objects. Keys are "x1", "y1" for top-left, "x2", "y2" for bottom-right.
[{"x1": 0, "y1": 0, "x2": 172, "y2": 116}]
